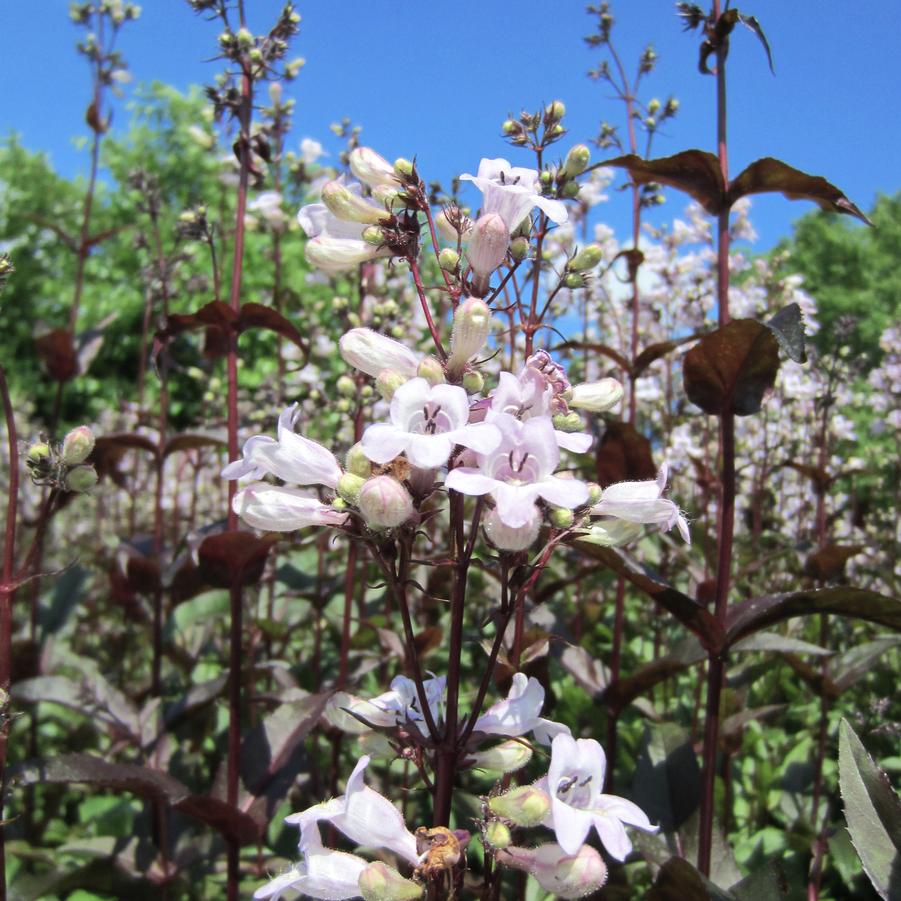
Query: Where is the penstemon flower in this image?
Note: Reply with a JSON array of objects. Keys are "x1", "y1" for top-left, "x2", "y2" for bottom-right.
[
  {"x1": 496, "y1": 843, "x2": 608, "y2": 899},
  {"x1": 460, "y1": 157, "x2": 569, "y2": 231},
  {"x1": 445, "y1": 413, "x2": 588, "y2": 529},
  {"x1": 535, "y1": 734, "x2": 658, "y2": 859},
  {"x1": 473, "y1": 672, "x2": 571, "y2": 744},
  {"x1": 362, "y1": 378, "x2": 501, "y2": 470}
]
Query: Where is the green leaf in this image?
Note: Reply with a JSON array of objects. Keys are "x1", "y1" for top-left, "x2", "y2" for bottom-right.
[
  {"x1": 726, "y1": 157, "x2": 873, "y2": 225},
  {"x1": 830, "y1": 636, "x2": 901, "y2": 694},
  {"x1": 838, "y1": 719, "x2": 901, "y2": 899},
  {"x1": 683, "y1": 319, "x2": 781, "y2": 416}
]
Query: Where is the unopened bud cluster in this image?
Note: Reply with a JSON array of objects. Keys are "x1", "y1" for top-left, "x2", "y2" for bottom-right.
[{"x1": 26, "y1": 426, "x2": 99, "y2": 494}]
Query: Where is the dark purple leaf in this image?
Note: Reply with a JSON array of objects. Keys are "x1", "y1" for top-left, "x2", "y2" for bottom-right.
[
  {"x1": 197, "y1": 531, "x2": 276, "y2": 588},
  {"x1": 594, "y1": 421, "x2": 658, "y2": 487}
]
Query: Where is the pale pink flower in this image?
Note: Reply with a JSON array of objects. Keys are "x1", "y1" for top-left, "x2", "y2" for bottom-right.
[
  {"x1": 232, "y1": 483, "x2": 347, "y2": 532},
  {"x1": 474, "y1": 673, "x2": 570, "y2": 745},
  {"x1": 497, "y1": 843, "x2": 608, "y2": 899}
]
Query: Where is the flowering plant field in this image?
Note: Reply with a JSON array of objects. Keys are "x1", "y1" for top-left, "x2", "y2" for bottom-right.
[{"x1": 0, "y1": 2, "x2": 898, "y2": 900}]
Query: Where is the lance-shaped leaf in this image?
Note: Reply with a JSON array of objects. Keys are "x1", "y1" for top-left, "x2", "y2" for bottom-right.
[
  {"x1": 555, "y1": 340, "x2": 630, "y2": 372},
  {"x1": 236, "y1": 302, "x2": 309, "y2": 355},
  {"x1": 683, "y1": 319, "x2": 780, "y2": 416},
  {"x1": 573, "y1": 543, "x2": 723, "y2": 651},
  {"x1": 162, "y1": 433, "x2": 226, "y2": 458},
  {"x1": 604, "y1": 151, "x2": 726, "y2": 215},
  {"x1": 34, "y1": 328, "x2": 79, "y2": 382},
  {"x1": 726, "y1": 587, "x2": 901, "y2": 647},
  {"x1": 838, "y1": 719, "x2": 901, "y2": 899},
  {"x1": 647, "y1": 857, "x2": 734, "y2": 901},
  {"x1": 197, "y1": 530, "x2": 277, "y2": 588},
  {"x1": 90, "y1": 433, "x2": 160, "y2": 486},
  {"x1": 830, "y1": 636, "x2": 901, "y2": 694},
  {"x1": 765, "y1": 302, "x2": 807, "y2": 364},
  {"x1": 726, "y1": 158, "x2": 873, "y2": 225},
  {"x1": 12, "y1": 753, "x2": 260, "y2": 845},
  {"x1": 804, "y1": 544, "x2": 866, "y2": 581},
  {"x1": 632, "y1": 331, "x2": 708, "y2": 378}
]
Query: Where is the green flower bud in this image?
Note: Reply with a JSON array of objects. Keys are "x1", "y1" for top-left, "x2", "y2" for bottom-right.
[
  {"x1": 65, "y1": 464, "x2": 98, "y2": 494},
  {"x1": 648, "y1": 98, "x2": 661, "y2": 115},
  {"x1": 562, "y1": 143, "x2": 591, "y2": 178},
  {"x1": 376, "y1": 369, "x2": 408, "y2": 400},
  {"x1": 331, "y1": 496, "x2": 348, "y2": 511},
  {"x1": 61, "y1": 425, "x2": 95, "y2": 466},
  {"x1": 509, "y1": 236, "x2": 530, "y2": 262},
  {"x1": 438, "y1": 248, "x2": 460, "y2": 271},
  {"x1": 563, "y1": 272, "x2": 585, "y2": 289},
  {"x1": 545, "y1": 100, "x2": 566, "y2": 122},
  {"x1": 548, "y1": 506, "x2": 575, "y2": 529},
  {"x1": 448, "y1": 297, "x2": 492, "y2": 376},
  {"x1": 337, "y1": 472, "x2": 365, "y2": 505},
  {"x1": 322, "y1": 180, "x2": 392, "y2": 226},
  {"x1": 236, "y1": 27, "x2": 254, "y2": 49},
  {"x1": 359, "y1": 861, "x2": 423, "y2": 901},
  {"x1": 549, "y1": 123, "x2": 566, "y2": 137},
  {"x1": 562, "y1": 181, "x2": 581, "y2": 199},
  {"x1": 586, "y1": 482, "x2": 602, "y2": 506},
  {"x1": 346, "y1": 443, "x2": 372, "y2": 478},
  {"x1": 336, "y1": 398, "x2": 352, "y2": 413},
  {"x1": 26, "y1": 441, "x2": 52, "y2": 467},
  {"x1": 501, "y1": 119, "x2": 518, "y2": 135},
  {"x1": 417, "y1": 357, "x2": 446, "y2": 386},
  {"x1": 485, "y1": 821, "x2": 512, "y2": 850},
  {"x1": 390, "y1": 325, "x2": 405, "y2": 339},
  {"x1": 469, "y1": 739, "x2": 533, "y2": 775},
  {"x1": 393, "y1": 157, "x2": 414, "y2": 178},
  {"x1": 489, "y1": 785, "x2": 551, "y2": 827},
  {"x1": 568, "y1": 243, "x2": 604, "y2": 272},
  {"x1": 539, "y1": 170, "x2": 553, "y2": 186},
  {"x1": 336, "y1": 375, "x2": 356, "y2": 397},
  {"x1": 552, "y1": 411, "x2": 584, "y2": 433},
  {"x1": 462, "y1": 370, "x2": 484, "y2": 394},
  {"x1": 346, "y1": 312, "x2": 362, "y2": 328}
]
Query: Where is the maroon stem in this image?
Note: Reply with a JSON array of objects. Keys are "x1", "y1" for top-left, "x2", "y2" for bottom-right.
[
  {"x1": 0, "y1": 365, "x2": 20, "y2": 901},
  {"x1": 409, "y1": 257, "x2": 447, "y2": 362},
  {"x1": 698, "y1": 5, "x2": 733, "y2": 873},
  {"x1": 225, "y1": 46, "x2": 254, "y2": 900},
  {"x1": 337, "y1": 541, "x2": 358, "y2": 689}
]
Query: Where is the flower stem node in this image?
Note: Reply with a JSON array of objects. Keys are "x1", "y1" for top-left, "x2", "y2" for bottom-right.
[
  {"x1": 358, "y1": 476, "x2": 414, "y2": 529},
  {"x1": 448, "y1": 298, "x2": 492, "y2": 376},
  {"x1": 346, "y1": 443, "x2": 373, "y2": 478},
  {"x1": 438, "y1": 248, "x2": 460, "y2": 272},
  {"x1": 462, "y1": 370, "x2": 485, "y2": 395},
  {"x1": 417, "y1": 357, "x2": 446, "y2": 386},
  {"x1": 338, "y1": 472, "x2": 365, "y2": 505},
  {"x1": 488, "y1": 785, "x2": 551, "y2": 827},
  {"x1": 358, "y1": 862, "x2": 423, "y2": 901},
  {"x1": 61, "y1": 425, "x2": 96, "y2": 466},
  {"x1": 568, "y1": 244, "x2": 604, "y2": 272},
  {"x1": 484, "y1": 821, "x2": 512, "y2": 851},
  {"x1": 569, "y1": 378, "x2": 624, "y2": 413},
  {"x1": 65, "y1": 464, "x2": 99, "y2": 494},
  {"x1": 562, "y1": 144, "x2": 591, "y2": 178}
]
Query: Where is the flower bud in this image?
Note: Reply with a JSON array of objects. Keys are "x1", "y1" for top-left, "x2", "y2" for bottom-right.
[
  {"x1": 358, "y1": 476, "x2": 413, "y2": 529},
  {"x1": 545, "y1": 100, "x2": 566, "y2": 122},
  {"x1": 345, "y1": 443, "x2": 372, "y2": 478},
  {"x1": 336, "y1": 375, "x2": 356, "y2": 397},
  {"x1": 393, "y1": 157, "x2": 415, "y2": 179},
  {"x1": 485, "y1": 821, "x2": 512, "y2": 850},
  {"x1": 462, "y1": 370, "x2": 484, "y2": 394},
  {"x1": 61, "y1": 426, "x2": 95, "y2": 466},
  {"x1": 438, "y1": 248, "x2": 460, "y2": 271},
  {"x1": 361, "y1": 225, "x2": 385, "y2": 245},
  {"x1": 509, "y1": 236, "x2": 530, "y2": 262},
  {"x1": 349, "y1": 147, "x2": 398, "y2": 190},
  {"x1": 562, "y1": 144, "x2": 591, "y2": 178},
  {"x1": 372, "y1": 183, "x2": 403, "y2": 210},
  {"x1": 338, "y1": 472, "x2": 365, "y2": 505},
  {"x1": 26, "y1": 441, "x2": 52, "y2": 467},
  {"x1": 268, "y1": 81, "x2": 282, "y2": 105},
  {"x1": 497, "y1": 844, "x2": 607, "y2": 899},
  {"x1": 539, "y1": 170, "x2": 553, "y2": 187},
  {"x1": 321, "y1": 180, "x2": 392, "y2": 225},
  {"x1": 568, "y1": 244, "x2": 604, "y2": 272},
  {"x1": 569, "y1": 378, "x2": 624, "y2": 413},
  {"x1": 502, "y1": 119, "x2": 518, "y2": 134},
  {"x1": 586, "y1": 482, "x2": 602, "y2": 506},
  {"x1": 417, "y1": 357, "x2": 445, "y2": 386},
  {"x1": 376, "y1": 369, "x2": 408, "y2": 400},
  {"x1": 488, "y1": 785, "x2": 551, "y2": 827},
  {"x1": 552, "y1": 412, "x2": 584, "y2": 433},
  {"x1": 469, "y1": 739, "x2": 533, "y2": 775},
  {"x1": 467, "y1": 213, "x2": 509, "y2": 293},
  {"x1": 340, "y1": 328, "x2": 420, "y2": 379},
  {"x1": 549, "y1": 506, "x2": 575, "y2": 529},
  {"x1": 562, "y1": 181, "x2": 581, "y2": 199},
  {"x1": 448, "y1": 298, "x2": 491, "y2": 375},
  {"x1": 305, "y1": 236, "x2": 391, "y2": 272},
  {"x1": 359, "y1": 861, "x2": 423, "y2": 901},
  {"x1": 65, "y1": 464, "x2": 98, "y2": 494},
  {"x1": 563, "y1": 272, "x2": 585, "y2": 289},
  {"x1": 579, "y1": 518, "x2": 644, "y2": 547},
  {"x1": 648, "y1": 98, "x2": 661, "y2": 115}
]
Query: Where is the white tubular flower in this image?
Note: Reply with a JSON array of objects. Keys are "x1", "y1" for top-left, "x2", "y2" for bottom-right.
[
  {"x1": 339, "y1": 328, "x2": 421, "y2": 380},
  {"x1": 326, "y1": 674, "x2": 446, "y2": 736},
  {"x1": 362, "y1": 378, "x2": 501, "y2": 470},
  {"x1": 350, "y1": 147, "x2": 399, "y2": 190},
  {"x1": 460, "y1": 157, "x2": 568, "y2": 232},
  {"x1": 473, "y1": 673, "x2": 571, "y2": 745},
  {"x1": 298, "y1": 193, "x2": 392, "y2": 273},
  {"x1": 536, "y1": 734, "x2": 658, "y2": 859},
  {"x1": 232, "y1": 484, "x2": 347, "y2": 532},
  {"x1": 590, "y1": 463, "x2": 690, "y2": 543},
  {"x1": 254, "y1": 826, "x2": 368, "y2": 900},
  {"x1": 286, "y1": 755, "x2": 420, "y2": 867},
  {"x1": 445, "y1": 414, "x2": 588, "y2": 529},
  {"x1": 577, "y1": 518, "x2": 644, "y2": 548},
  {"x1": 469, "y1": 739, "x2": 534, "y2": 775},
  {"x1": 448, "y1": 297, "x2": 492, "y2": 374},
  {"x1": 221, "y1": 404, "x2": 342, "y2": 490},
  {"x1": 321, "y1": 179, "x2": 393, "y2": 226},
  {"x1": 569, "y1": 378, "x2": 624, "y2": 414},
  {"x1": 496, "y1": 843, "x2": 608, "y2": 899},
  {"x1": 467, "y1": 212, "x2": 509, "y2": 284}
]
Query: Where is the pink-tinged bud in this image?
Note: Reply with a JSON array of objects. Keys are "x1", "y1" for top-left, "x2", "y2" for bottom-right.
[
  {"x1": 61, "y1": 425, "x2": 95, "y2": 466},
  {"x1": 569, "y1": 378, "x2": 624, "y2": 413},
  {"x1": 467, "y1": 213, "x2": 509, "y2": 294},
  {"x1": 483, "y1": 507, "x2": 541, "y2": 552},
  {"x1": 488, "y1": 785, "x2": 551, "y2": 827},
  {"x1": 349, "y1": 147, "x2": 398, "y2": 190},
  {"x1": 448, "y1": 297, "x2": 492, "y2": 376},
  {"x1": 417, "y1": 357, "x2": 445, "y2": 386},
  {"x1": 358, "y1": 861, "x2": 423, "y2": 901},
  {"x1": 321, "y1": 180, "x2": 392, "y2": 225},
  {"x1": 469, "y1": 739, "x2": 533, "y2": 775},
  {"x1": 64, "y1": 464, "x2": 98, "y2": 494},
  {"x1": 358, "y1": 476, "x2": 413, "y2": 529},
  {"x1": 497, "y1": 844, "x2": 607, "y2": 899},
  {"x1": 339, "y1": 328, "x2": 420, "y2": 379}
]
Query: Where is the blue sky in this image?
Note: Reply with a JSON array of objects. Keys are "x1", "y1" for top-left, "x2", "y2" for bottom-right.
[{"x1": 2, "y1": 1, "x2": 898, "y2": 248}]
